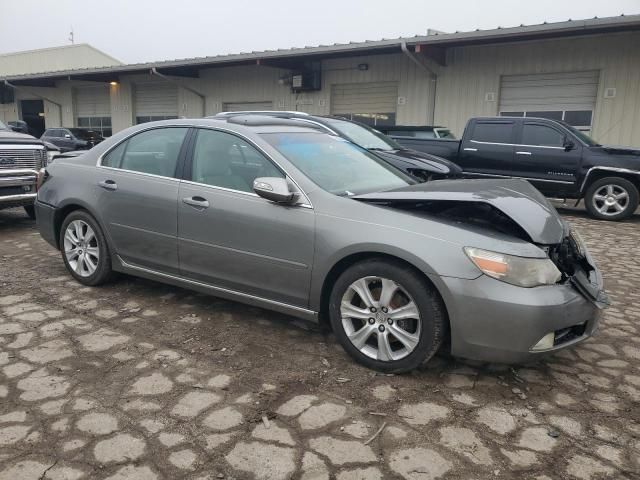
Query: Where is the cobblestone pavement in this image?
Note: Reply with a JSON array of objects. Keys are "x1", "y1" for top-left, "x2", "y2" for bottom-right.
[{"x1": 0, "y1": 206, "x2": 639, "y2": 480}]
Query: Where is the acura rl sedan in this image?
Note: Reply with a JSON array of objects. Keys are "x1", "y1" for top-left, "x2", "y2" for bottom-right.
[{"x1": 35, "y1": 116, "x2": 607, "y2": 372}]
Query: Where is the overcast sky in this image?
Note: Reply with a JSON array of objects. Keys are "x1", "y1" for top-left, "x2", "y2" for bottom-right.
[{"x1": 1, "y1": 0, "x2": 639, "y2": 64}]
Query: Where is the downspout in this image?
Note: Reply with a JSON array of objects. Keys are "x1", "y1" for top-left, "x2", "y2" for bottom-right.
[
  {"x1": 4, "y1": 80, "x2": 63, "y2": 125},
  {"x1": 150, "y1": 68, "x2": 206, "y2": 117},
  {"x1": 400, "y1": 42, "x2": 437, "y2": 125}
]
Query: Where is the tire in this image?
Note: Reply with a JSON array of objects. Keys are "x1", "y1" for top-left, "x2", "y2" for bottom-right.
[
  {"x1": 329, "y1": 259, "x2": 446, "y2": 373},
  {"x1": 59, "y1": 210, "x2": 114, "y2": 286},
  {"x1": 24, "y1": 205, "x2": 36, "y2": 220},
  {"x1": 584, "y1": 176, "x2": 639, "y2": 221}
]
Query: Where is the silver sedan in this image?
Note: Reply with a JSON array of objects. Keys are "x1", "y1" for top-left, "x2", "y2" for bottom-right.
[{"x1": 35, "y1": 117, "x2": 606, "y2": 372}]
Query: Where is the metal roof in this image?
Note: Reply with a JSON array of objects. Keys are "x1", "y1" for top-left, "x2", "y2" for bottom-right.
[{"x1": 3, "y1": 13, "x2": 640, "y2": 83}]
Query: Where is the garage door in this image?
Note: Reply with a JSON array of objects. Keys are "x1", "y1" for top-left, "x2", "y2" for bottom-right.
[
  {"x1": 331, "y1": 82, "x2": 398, "y2": 126},
  {"x1": 223, "y1": 101, "x2": 273, "y2": 112},
  {"x1": 75, "y1": 86, "x2": 112, "y2": 136},
  {"x1": 134, "y1": 83, "x2": 178, "y2": 124},
  {"x1": 499, "y1": 71, "x2": 599, "y2": 131}
]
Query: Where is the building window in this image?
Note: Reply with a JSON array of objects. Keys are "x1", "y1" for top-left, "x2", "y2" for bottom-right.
[
  {"x1": 338, "y1": 113, "x2": 396, "y2": 127},
  {"x1": 136, "y1": 115, "x2": 178, "y2": 125},
  {"x1": 77, "y1": 116, "x2": 112, "y2": 137},
  {"x1": 500, "y1": 110, "x2": 593, "y2": 132}
]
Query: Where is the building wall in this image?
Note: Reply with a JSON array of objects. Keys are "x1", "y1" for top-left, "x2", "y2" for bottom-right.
[
  {"x1": 0, "y1": 44, "x2": 121, "y2": 77},
  {"x1": 434, "y1": 31, "x2": 640, "y2": 146}
]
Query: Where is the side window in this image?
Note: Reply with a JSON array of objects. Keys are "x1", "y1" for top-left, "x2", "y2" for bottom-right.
[
  {"x1": 101, "y1": 127, "x2": 188, "y2": 177},
  {"x1": 471, "y1": 122, "x2": 514, "y2": 144},
  {"x1": 191, "y1": 129, "x2": 283, "y2": 193},
  {"x1": 522, "y1": 124, "x2": 565, "y2": 147}
]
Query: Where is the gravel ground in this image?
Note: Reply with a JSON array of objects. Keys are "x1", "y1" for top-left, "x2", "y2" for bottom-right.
[{"x1": 0, "y1": 206, "x2": 639, "y2": 480}]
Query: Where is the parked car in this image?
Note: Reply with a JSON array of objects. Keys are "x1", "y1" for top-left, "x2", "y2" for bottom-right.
[
  {"x1": 41, "y1": 127, "x2": 104, "y2": 152},
  {"x1": 7, "y1": 120, "x2": 31, "y2": 135},
  {"x1": 35, "y1": 118, "x2": 606, "y2": 372},
  {"x1": 378, "y1": 125, "x2": 457, "y2": 140},
  {"x1": 0, "y1": 119, "x2": 47, "y2": 219},
  {"x1": 389, "y1": 116, "x2": 640, "y2": 221},
  {"x1": 212, "y1": 111, "x2": 462, "y2": 182}
]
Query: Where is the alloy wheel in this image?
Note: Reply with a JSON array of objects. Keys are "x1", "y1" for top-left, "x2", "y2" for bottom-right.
[
  {"x1": 340, "y1": 276, "x2": 421, "y2": 362},
  {"x1": 63, "y1": 220, "x2": 99, "y2": 277},
  {"x1": 592, "y1": 184, "x2": 630, "y2": 216}
]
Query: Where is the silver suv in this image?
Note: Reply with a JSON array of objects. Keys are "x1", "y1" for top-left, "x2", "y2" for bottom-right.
[{"x1": 34, "y1": 117, "x2": 606, "y2": 372}]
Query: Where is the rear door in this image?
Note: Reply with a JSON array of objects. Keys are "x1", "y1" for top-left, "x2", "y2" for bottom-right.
[
  {"x1": 512, "y1": 121, "x2": 581, "y2": 195},
  {"x1": 177, "y1": 127, "x2": 315, "y2": 307},
  {"x1": 458, "y1": 119, "x2": 516, "y2": 177},
  {"x1": 97, "y1": 126, "x2": 190, "y2": 274}
]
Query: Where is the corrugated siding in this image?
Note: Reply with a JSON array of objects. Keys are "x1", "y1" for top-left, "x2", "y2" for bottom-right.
[
  {"x1": 75, "y1": 86, "x2": 111, "y2": 117},
  {"x1": 223, "y1": 101, "x2": 273, "y2": 111},
  {"x1": 330, "y1": 82, "x2": 398, "y2": 114},
  {"x1": 134, "y1": 83, "x2": 178, "y2": 116},
  {"x1": 434, "y1": 31, "x2": 640, "y2": 146},
  {"x1": 499, "y1": 71, "x2": 599, "y2": 112}
]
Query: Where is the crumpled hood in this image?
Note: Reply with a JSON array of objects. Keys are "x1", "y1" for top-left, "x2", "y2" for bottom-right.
[
  {"x1": 372, "y1": 149, "x2": 463, "y2": 176},
  {"x1": 354, "y1": 178, "x2": 567, "y2": 244}
]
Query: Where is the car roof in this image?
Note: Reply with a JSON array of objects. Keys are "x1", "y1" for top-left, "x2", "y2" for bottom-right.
[{"x1": 129, "y1": 117, "x2": 326, "y2": 136}]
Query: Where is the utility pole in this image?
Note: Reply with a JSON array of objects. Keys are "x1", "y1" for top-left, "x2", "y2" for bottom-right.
[{"x1": 69, "y1": 26, "x2": 75, "y2": 44}]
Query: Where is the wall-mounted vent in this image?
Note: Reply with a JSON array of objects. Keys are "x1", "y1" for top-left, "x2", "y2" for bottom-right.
[
  {"x1": 604, "y1": 87, "x2": 616, "y2": 99},
  {"x1": 485, "y1": 92, "x2": 496, "y2": 102}
]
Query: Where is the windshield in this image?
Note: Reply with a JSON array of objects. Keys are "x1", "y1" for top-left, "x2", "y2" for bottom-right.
[
  {"x1": 69, "y1": 128, "x2": 100, "y2": 139},
  {"x1": 559, "y1": 122, "x2": 600, "y2": 147},
  {"x1": 262, "y1": 132, "x2": 412, "y2": 196},
  {"x1": 324, "y1": 118, "x2": 402, "y2": 151},
  {"x1": 0, "y1": 120, "x2": 8, "y2": 130}
]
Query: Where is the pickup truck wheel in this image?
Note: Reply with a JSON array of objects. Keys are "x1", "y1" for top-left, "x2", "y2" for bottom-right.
[
  {"x1": 329, "y1": 259, "x2": 446, "y2": 373},
  {"x1": 59, "y1": 210, "x2": 114, "y2": 286},
  {"x1": 585, "y1": 177, "x2": 639, "y2": 221},
  {"x1": 23, "y1": 205, "x2": 36, "y2": 220}
]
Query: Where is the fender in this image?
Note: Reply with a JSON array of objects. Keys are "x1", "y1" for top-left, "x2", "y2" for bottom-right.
[{"x1": 580, "y1": 166, "x2": 640, "y2": 193}]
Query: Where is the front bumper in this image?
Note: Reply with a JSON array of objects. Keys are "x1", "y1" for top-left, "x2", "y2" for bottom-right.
[
  {"x1": 0, "y1": 171, "x2": 38, "y2": 209},
  {"x1": 441, "y1": 273, "x2": 604, "y2": 364}
]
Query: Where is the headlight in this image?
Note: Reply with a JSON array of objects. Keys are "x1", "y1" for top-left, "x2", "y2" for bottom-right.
[{"x1": 464, "y1": 247, "x2": 561, "y2": 288}]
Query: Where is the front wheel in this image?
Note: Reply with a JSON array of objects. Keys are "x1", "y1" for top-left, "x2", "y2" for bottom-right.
[
  {"x1": 584, "y1": 177, "x2": 639, "y2": 221},
  {"x1": 329, "y1": 259, "x2": 446, "y2": 373},
  {"x1": 59, "y1": 210, "x2": 114, "y2": 286}
]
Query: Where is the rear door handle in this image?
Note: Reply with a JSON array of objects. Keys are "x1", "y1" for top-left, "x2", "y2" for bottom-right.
[
  {"x1": 182, "y1": 196, "x2": 210, "y2": 209},
  {"x1": 463, "y1": 147, "x2": 478, "y2": 152},
  {"x1": 98, "y1": 179, "x2": 117, "y2": 191},
  {"x1": 516, "y1": 151, "x2": 532, "y2": 156}
]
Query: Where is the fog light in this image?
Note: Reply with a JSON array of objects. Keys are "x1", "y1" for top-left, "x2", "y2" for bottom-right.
[
  {"x1": 531, "y1": 332, "x2": 555, "y2": 351},
  {"x1": 23, "y1": 185, "x2": 32, "y2": 192}
]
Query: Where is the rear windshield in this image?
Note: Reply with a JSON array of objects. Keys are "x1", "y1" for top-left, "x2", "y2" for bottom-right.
[{"x1": 69, "y1": 128, "x2": 100, "y2": 139}]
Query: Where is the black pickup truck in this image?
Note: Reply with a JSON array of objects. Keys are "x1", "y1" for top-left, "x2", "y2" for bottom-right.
[{"x1": 388, "y1": 117, "x2": 640, "y2": 221}]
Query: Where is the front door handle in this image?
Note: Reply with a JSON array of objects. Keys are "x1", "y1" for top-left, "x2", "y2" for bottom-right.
[
  {"x1": 98, "y1": 179, "x2": 117, "y2": 191},
  {"x1": 516, "y1": 151, "x2": 532, "y2": 156},
  {"x1": 463, "y1": 147, "x2": 478, "y2": 152},
  {"x1": 182, "y1": 196, "x2": 210, "y2": 209}
]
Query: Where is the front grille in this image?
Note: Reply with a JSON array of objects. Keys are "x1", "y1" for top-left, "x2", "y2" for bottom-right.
[{"x1": 0, "y1": 148, "x2": 46, "y2": 171}]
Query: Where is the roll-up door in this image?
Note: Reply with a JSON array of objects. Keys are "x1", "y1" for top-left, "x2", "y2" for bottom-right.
[
  {"x1": 75, "y1": 86, "x2": 112, "y2": 136},
  {"x1": 223, "y1": 101, "x2": 273, "y2": 112},
  {"x1": 134, "y1": 83, "x2": 178, "y2": 124},
  {"x1": 331, "y1": 82, "x2": 398, "y2": 126},
  {"x1": 499, "y1": 71, "x2": 599, "y2": 131}
]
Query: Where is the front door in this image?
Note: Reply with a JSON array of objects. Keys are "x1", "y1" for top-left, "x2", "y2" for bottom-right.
[
  {"x1": 178, "y1": 128, "x2": 315, "y2": 307},
  {"x1": 458, "y1": 119, "x2": 516, "y2": 178},
  {"x1": 511, "y1": 121, "x2": 582, "y2": 195},
  {"x1": 96, "y1": 126, "x2": 190, "y2": 273}
]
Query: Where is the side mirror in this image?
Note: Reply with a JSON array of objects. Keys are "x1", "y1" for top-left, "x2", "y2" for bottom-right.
[
  {"x1": 253, "y1": 177, "x2": 297, "y2": 204},
  {"x1": 564, "y1": 139, "x2": 575, "y2": 151}
]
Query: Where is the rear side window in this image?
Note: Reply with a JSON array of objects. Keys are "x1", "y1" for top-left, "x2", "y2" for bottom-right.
[
  {"x1": 522, "y1": 124, "x2": 565, "y2": 147},
  {"x1": 471, "y1": 122, "x2": 514, "y2": 144},
  {"x1": 101, "y1": 127, "x2": 188, "y2": 177}
]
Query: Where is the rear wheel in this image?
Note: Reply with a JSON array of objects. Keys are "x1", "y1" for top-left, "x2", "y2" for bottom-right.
[
  {"x1": 329, "y1": 259, "x2": 446, "y2": 373},
  {"x1": 59, "y1": 210, "x2": 114, "y2": 286},
  {"x1": 24, "y1": 205, "x2": 36, "y2": 220},
  {"x1": 584, "y1": 177, "x2": 639, "y2": 221}
]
